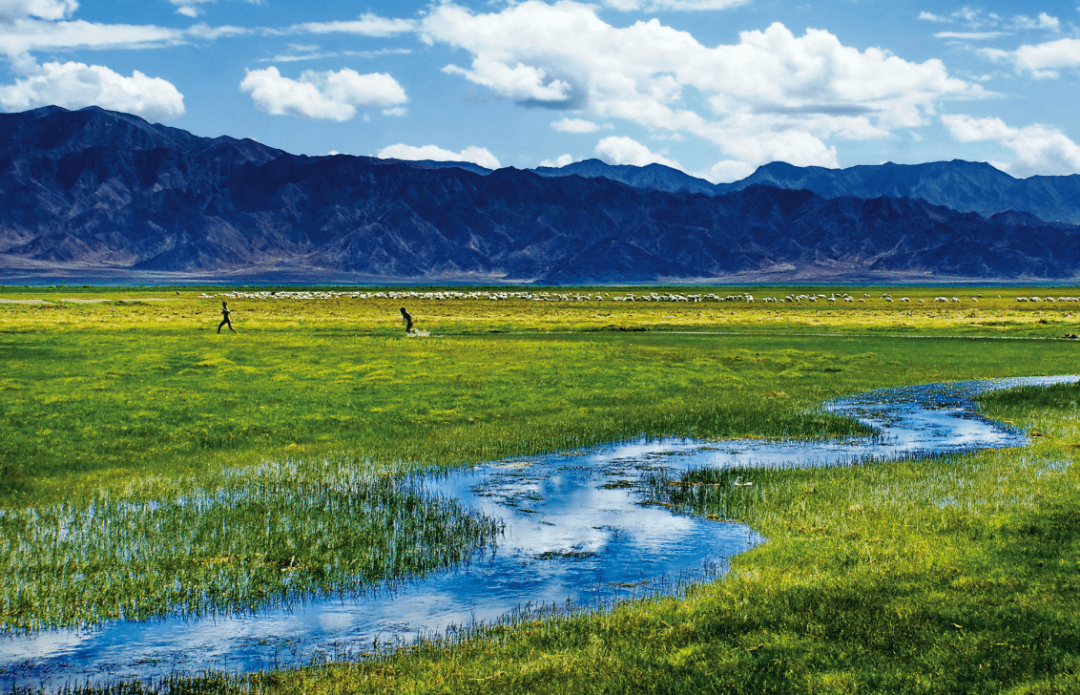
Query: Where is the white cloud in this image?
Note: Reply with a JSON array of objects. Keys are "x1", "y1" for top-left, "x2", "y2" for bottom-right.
[
  {"x1": 975, "y1": 36, "x2": 1080, "y2": 79},
  {"x1": 552, "y1": 117, "x2": 602, "y2": 133},
  {"x1": 0, "y1": 59, "x2": 184, "y2": 119},
  {"x1": 698, "y1": 158, "x2": 755, "y2": 183},
  {"x1": 595, "y1": 135, "x2": 681, "y2": 168},
  {"x1": 1013, "y1": 37, "x2": 1080, "y2": 78},
  {"x1": 942, "y1": 113, "x2": 1080, "y2": 177},
  {"x1": 0, "y1": 0, "x2": 76, "y2": 21},
  {"x1": 1011, "y1": 13, "x2": 1059, "y2": 31},
  {"x1": 929, "y1": 8, "x2": 1060, "y2": 42},
  {"x1": 287, "y1": 13, "x2": 417, "y2": 37},
  {"x1": 240, "y1": 66, "x2": 407, "y2": 121},
  {"x1": 539, "y1": 153, "x2": 574, "y2": 167},
  {"x1": 377, "y1": 143, "x2": 500, "y2": 169},
  {"x1": 420, "y1": 2, "x2": 980, "y2": 174},
  {"x1": 950, "y1": 7, "x2": 1000, "y2": 28},
  {"x1": 918, "y1": 11, "x2": 951, "y2": 23},
  {"x1": 603, "y1": 0, "x2": 748, "y2": 11},
  {"x1": 168, "y1": 0, "x2": 211, "y2": 18},
  {"x1": 185, "y1": 22, "x2": 250, "y2": 40},
  {"x1": 0, "y1": 18, "x2": 185, "y2": 57},
  {"x1": 935, "y1": 31, "x2": 1008, "y2": 40},
  {"x1": 443, "y1": 56, "x2": 572, "y2": 103},
  {"x1": 977, "y1": 46, "x2": 1012, "y2": 62},
  {"x1": 167, "y1": 0, "x2": 264, "y2": 17},
  {"x1": 259, "y1": 48, "x2": 411, "y2": 63}
]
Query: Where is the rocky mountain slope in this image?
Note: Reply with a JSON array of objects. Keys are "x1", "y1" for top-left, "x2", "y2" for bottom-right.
[
  {"x1": 1, "y1": 106, "x2": 1078, "y2": 283},
  {"x1": 528, "y1": 158, "x2": 1080, "y2": 225},
  {"x1": 720, "y1": 160, "x2": 1080, "y2": 224}
]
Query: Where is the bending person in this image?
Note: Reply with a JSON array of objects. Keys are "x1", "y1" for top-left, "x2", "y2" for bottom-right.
[{"x1": 400, "y1": 307, "x2": 414, "y2": 334}]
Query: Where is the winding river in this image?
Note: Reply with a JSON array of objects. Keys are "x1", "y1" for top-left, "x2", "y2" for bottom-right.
[{"x1": 2, "y1": 376, "x2": 1077, "y2": 690}]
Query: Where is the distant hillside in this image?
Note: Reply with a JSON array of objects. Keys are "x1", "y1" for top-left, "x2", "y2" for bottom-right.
[
  {"x1": 1, "y1": 106, "x2": 1078, "y2": 284},
  {"x1": 530, "y1": 159, "x2": 716, "y2": 196},
  {"x1": 528, "y1": 158, "x2": 1080, "y2": 224},
  {"x1": 720, "y1": 160, "x2": 1080, "y2": 224}
]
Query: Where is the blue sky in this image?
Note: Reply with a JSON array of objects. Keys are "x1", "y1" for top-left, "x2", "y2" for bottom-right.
[{"x1": 1, "y1": 0, "x2": 1079, "y2": 181}]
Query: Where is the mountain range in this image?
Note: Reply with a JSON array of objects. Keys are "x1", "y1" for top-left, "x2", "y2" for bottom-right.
[
  {"x1": 535, "y1": 159, "x2": 1080, "y2": 225},
  {"x1": 1, "y1": 105, "x2": 1078, "y2": 284}
]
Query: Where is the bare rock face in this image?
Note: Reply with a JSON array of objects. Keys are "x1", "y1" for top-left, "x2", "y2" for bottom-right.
[{"x1": 1, "y1": 105, "x2": 1079, "y2": 284}]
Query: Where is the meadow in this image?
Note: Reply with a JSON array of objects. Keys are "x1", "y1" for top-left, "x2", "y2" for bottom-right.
[{"x1": 1, "y1": 285, "x2": 1078, "y2": 693}]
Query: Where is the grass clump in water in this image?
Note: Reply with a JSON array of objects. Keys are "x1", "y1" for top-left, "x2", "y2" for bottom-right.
[{"x1": 0, "y1": 458, "x2": 500, "y2": 630}]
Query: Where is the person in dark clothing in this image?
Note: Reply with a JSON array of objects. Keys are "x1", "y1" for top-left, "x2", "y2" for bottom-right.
[
  {"x1": 400, "y1": 307, "x2": 414, "y2": 334},
  {"x1": 218, "y1": 301, "x2": 238, "y2": 334}
]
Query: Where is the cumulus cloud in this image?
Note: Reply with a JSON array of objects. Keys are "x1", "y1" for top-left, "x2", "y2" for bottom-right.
[
  {"x1": 0, "y1": 59, "x2": 184, "y2": 119},
  {"x1": 240, "y1": 66, "x2": 407, "y2": 121},
  {"x1": 377, "y1": 143, "x2": 500, "y2": 169},
  {"x1": 595, "y1": 135, "x2": 681, "y2": 168},
  {"x1": 1012, "y1": 37, "x2": 1080, "y2": 78},
  {"x1": 419, "y1": 2, "x2": 979, "y2": 173},
  {"x1": 942, "y1": 113, "x2": 1080, "y2": 177},
  {"x1": 552, "y1": 117, "x2": 602, "y2": 133},
  {"x1": 970, "y1": 35, "x2": 1080, "y2": 79}
]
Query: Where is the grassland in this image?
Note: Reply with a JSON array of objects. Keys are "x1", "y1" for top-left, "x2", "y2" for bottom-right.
[{"x1": 1, "y1": 285, "x2": 1079, "y2": 693}]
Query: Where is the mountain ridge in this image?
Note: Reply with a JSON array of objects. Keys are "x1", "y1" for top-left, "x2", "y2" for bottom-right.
[
  {"x1": 525, "y1": 157, "x2": 1080, "y2": 225},
  {"x1": 1, "y1": 106, "x2": 1078, "y2": 284}
]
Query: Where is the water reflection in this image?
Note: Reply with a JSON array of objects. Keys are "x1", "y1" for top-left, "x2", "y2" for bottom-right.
[{"x1": 1, "y1": 376, "x2": 1076, "y2": 690}]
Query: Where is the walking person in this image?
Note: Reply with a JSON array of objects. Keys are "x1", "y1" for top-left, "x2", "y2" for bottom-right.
[
  {"x1": 400, "y1": 306, "x2": 414, "y2": 334},
  {"x1": 218, "y1": 301, "x2": 238, "y2": 334}
]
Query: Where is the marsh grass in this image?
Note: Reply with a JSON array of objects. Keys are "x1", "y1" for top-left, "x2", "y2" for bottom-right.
[
  {"x1": 0, "y1": 458, "x2": 500, "y2": 630},
  {"x1": 2, "y1": 285, "x2": 1080, "y2": 693}
]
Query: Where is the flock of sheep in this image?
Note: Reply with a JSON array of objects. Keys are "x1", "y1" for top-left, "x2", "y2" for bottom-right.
[{"x1": 206, "y1": 289, "x2": 1080, "y2": 305}]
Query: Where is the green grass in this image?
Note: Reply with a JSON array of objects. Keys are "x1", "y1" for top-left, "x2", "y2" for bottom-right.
[
  {"x1": 0, "y1": 458, "x2": 500, "y2": 630},
  {"x1": 1, "y1": 285, "x2": 1079, "y2": 692}
]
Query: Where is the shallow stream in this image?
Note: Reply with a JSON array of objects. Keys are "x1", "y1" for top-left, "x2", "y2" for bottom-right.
[{"x1": 2, "y1": 376, "x2": 1076, "y2": 690}]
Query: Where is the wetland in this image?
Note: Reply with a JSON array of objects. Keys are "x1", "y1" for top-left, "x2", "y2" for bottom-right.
[{"x1": 1, "y1": 286, "x2": 1079, "y2": 694}]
